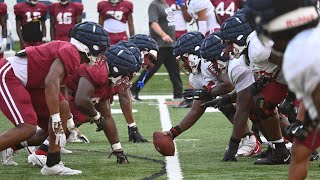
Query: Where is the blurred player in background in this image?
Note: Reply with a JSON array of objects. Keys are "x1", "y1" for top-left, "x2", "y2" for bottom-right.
[
  {"x1": 187, "y1": 0, "x2": 220, "y2": 36},
  {"x1": 0, "y1": 2, "x2": 7, "y2": 58},
  {"x1": 210, "y1": 0, "x2": 244, "y2": 25},
  {"x1": 14, "y1": 0, "x2": 47, "y2": 49},
  {"x1": 49, "y1": 0, "x2": 83, "y2": 42},
  {"x1": 98, "y1": 0, "x2": 135, "y2": 44}
]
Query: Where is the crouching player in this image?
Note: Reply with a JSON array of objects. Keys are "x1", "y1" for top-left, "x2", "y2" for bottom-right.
[{"x1": 0, "y1": 21, "x2": 109, "y2": 175}]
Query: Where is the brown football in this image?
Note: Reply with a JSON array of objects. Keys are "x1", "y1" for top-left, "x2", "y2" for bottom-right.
[{"x1": 153, "y1": 131, "x2": 175, "y2": 156}]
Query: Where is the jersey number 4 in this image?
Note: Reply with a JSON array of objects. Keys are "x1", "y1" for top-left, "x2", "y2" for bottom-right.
[
  {"x1": 215, "y1": 2, "x2": 235, "y2": 16},
  {"x1": 106, "y1": 11, "x2": 124, "y2": 21}
]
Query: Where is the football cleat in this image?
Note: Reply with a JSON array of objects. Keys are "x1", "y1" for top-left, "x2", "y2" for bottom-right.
[
  {"x1": 130, "y1": 87, "x2": 142, "y2": 101},
  {"x1": 1, "y1": 148, "x2": 18, "y2": 166},
  {"x1": 78, "y1": 134, "x2": 90, "y2": 143},
  {"x1": 173, "y1": 99, "x2": 193, "y2": 108},
  {"x1": 252, "y1": 145, "x2": 272, "y2": 159},
  {"x1": 236, "y1": 135, "x2": 262, "y2": 157},
  {"x1": 67, "y1": 131, "x2": 83, "y2": 143},
  {"x1": 24, "y1": 146, "x2": 36, "y2": 155},
  {"x1": 254, "y1": 143, "x2": 291, "y2": 165},
  {"x1": 61, "y1": 147, "x2": 73, "y2": 154},
  {"x1": 41, "y1": 161, "x2": 82, "y2": 175},
  {"x1": 28, "y1": 152, "x2": 47, "y2": 167}
]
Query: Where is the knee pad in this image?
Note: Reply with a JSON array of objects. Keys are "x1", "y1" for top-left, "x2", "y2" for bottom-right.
[
  {"x1": 220, "y1": 104, "x2": 236, "y2": 119},
  {"x1": 256, "y1": 98, "x2": 276, "y2": 120}
]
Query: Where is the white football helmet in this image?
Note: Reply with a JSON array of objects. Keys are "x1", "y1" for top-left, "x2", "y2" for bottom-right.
[{"x1": 26, "y1": 0, "x2": 39, "y2": 5}]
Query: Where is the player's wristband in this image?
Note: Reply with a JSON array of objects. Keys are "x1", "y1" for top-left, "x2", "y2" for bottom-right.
[
  {"x1": 92, "y1": 111, "x2": 101, "y2": 121},
  {"x1": 160, "y1": 32, "x2": 167, "y2": 37},
  {"x1": 170, "y1": 125, "x2": 182, "y2": 139},
  {"x1": 51, "y1": 113, "x2": 61, "y2": 123},
  {"x1": 111, "y1": 142, "x2": 122, "y2": 151}
]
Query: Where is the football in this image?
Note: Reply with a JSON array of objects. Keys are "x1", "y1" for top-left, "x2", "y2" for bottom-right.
[{"x1": 153, "y1": 131, "x2": 175, "y2": 156}]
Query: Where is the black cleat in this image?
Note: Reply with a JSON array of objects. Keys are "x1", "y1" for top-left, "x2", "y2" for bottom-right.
[
  {"x1": 174, "y1": 99, "x2": 193, "y2": 108},
  {"x1": 252, "y1": 146, "x2": 272, "y2": 159},
  {"x1": 130, "y1": 87, "x2": 142, "y2": 101},
  {"x1": 254, "y1": 143, "x2": 291, "y2": 165},
  {"x1": 310, "y1": 150, "x2": 319, "y2": 161}
]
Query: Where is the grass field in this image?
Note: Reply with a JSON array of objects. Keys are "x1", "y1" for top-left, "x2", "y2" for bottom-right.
[{"x1": 0, "y1": 43, "x2": 320, "y2": 179}]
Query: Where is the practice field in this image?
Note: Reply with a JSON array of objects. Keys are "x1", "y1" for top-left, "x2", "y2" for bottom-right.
[{"x1": 1, "y1": 73, "x2": 320, "y2": 180}]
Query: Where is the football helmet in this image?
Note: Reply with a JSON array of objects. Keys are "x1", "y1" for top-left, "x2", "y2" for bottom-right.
[
  {"x1": 116, "y1": 40, "x2": 142, "y2": 72},
  {"x1": 173, "y1": 31, "x2": 205, "y2": 75},
  {"x1": 200, "y1": 32, "x2": 229, "y2": 70},
  {"x1": 221, "y1": 12, "x2": 253, "y2": 59},
  {"x1": 26, "y1": 0, "x2": 38, "y2": 5},
  {"x1": 110, "y1": 0, "x2": 121, "y2": 5},
  {"x1": 129, "y1": 34, "x2": 159, "y2": 71},
  {"x1": 245, "y1": 0, "x2": 319, "y2": 43},
  {"x1": 59, "y1": 0, "x2": 70, "y2": 5},
  {"x1": 69, "y1": 21, "x2": 110, "y2": 65}
]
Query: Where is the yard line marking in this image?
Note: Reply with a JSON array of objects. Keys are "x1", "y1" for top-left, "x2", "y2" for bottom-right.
[
  {"x1": 135, "y1": 72, "x2": 184, "y2": 76},
  {"x1": 157, "y1": 97, "x2": 183, "y2": 180}
]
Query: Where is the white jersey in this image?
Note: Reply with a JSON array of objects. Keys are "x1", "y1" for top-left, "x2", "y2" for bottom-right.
[
  {"x1": 6, "y1": 56, "x2": 28, "y2": 87},
  {"x1": 189, "y1": 59, "x2": 219, "y2": 90},
  {"x1": 283, "y1": 27, "x2": 320, "y2": 120},
  {"x1": 169, "y1": 4, "x2": 187, "y2": 31},
  {"x1": 187, "y1": 0, "x2": 220, "y2": 33},
  {"x1": 247, "y1": 31, "x2": 286, "y2": 84},
  {"x1": 227, "y1": 55, "x2": 255, "y2": 93}
]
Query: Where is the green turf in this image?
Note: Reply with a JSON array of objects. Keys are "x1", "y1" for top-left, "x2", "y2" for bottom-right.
[
  {"x1": 2, "y1": 41, "x2": 319, "y2": 179},
  {"x1": 1, "y1": 99, "x2": 320, "y2": 179}
]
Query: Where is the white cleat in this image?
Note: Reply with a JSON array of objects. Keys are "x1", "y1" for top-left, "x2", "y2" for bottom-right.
[
  {"x1": 1, "y1": 148, "x2": 18, "y2": 166},
  {"x1": 61, "y1": 147, "x2": 73, "y2": 154},
  {"x1": 41, "y1": 161, "x2": 82, "y2": 175},
  {"x1": 28, "y1": 152, "x2": 47, "y2": 167},
  {"x1": 236, "y1": 135, "x2": 262, "y2": 157},
  {"x1": 67, "y1": 132, "x2": 83, "y2": 143}
]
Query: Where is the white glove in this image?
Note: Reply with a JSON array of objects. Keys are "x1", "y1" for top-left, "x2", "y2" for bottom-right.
[
  {"x1": 42, "y1": 37, "x2": 47, "y2": 43},
  {"x1": 0, "y1": 38, "x2": 7, "y2": 53},
  {"x1": 54, "y1": 122, "x2": 67, "y2": 148}
]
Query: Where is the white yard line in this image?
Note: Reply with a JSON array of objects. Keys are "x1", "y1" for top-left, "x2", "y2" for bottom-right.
[
  {"x1": 157, "y1": 98, "x2": 183, "y2": 180},
  {"x1": 135, "y1": 72, "x2": 184, "y2": 76}
]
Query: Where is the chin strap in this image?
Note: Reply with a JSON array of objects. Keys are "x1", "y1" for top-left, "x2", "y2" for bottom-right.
[{"x1": 137, "y1": 71, "x2": 149, "y2": 89}]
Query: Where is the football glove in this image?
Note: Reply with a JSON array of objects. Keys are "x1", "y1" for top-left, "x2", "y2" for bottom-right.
[
  {"x1": 278, "y1": 91, "x2": 297, "y2": 116},
  {"x1": 108, "y1": 150, "x2": 129, "y2": 164},
  {"x1": 200, "y1": 95, "x2": 231, "y2": 109},
  {"x1": 53, "y1": 122, "x2": 67, "y2": 148},
  {"x1": 128, "y1": 126, "x2": 148, "y2": 143},
  {"x1": 182, "y1": 89, "x2": 211, "y2": 100},
  {"x1": 250, "y1": 76, "x2": 269, "y2": 96},
  {"x1": 222, "y1": 138, "x2": 240, "y2": 162},
  {"x1": 90, "y1": 112, "x2": 105, "y2": 132},
  {"x1": 176, "y1": 0, "x2": 184, "y2": 6}
]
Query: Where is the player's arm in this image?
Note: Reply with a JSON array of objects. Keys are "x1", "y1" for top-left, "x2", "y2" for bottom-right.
[
  {"x1": 41, "y1": 18, "x2": 46, "y2": 42},
  {"x1": 196, "y1": 9, "x2": 207, "y2": 35},
  {"x1": 127, "y1": 13, "x2": 135, "y2": 37},
  {"x1": 210, "y1": 72, "x2": 234, "y2": 97},
  {"x1": 15, "y1": 18, "x2": 25, "y2": 45},
  {"x1": 50, "y1": 14, "x2": 55, "y2": 41},
  {"x1": 181, "y1": 5, "x2": 192, "y2": 22},
  {"x1": 74, "y1": 77, "x2": 98, "y2": 117},
  {"x1": 118, "y1": 88, "x2": 134, "y2": 123},
  {"x1": 0, "y1": 13, "x2": 6, "y2": 39},
  {"x1": 98, "y1": 13, "x2": 104, "y2": 26},
  {"x1": 45, "y1": 58, "x2": 66, "y2": 116}
]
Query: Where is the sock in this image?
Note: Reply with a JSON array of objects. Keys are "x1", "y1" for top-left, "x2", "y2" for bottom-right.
[
  {"x1": 128, "y1": 122, "x2": 136, "y2": 128},
  {"x1": 46, "y1": 152, "x2": 61, "y2": 167},
  {"x1": 272, "y1": 138, "x2": 284, "y2": 144}
]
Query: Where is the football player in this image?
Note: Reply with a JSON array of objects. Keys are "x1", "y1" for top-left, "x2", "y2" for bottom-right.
[
  {"x1": 186, "y1": 0, "x2": 220, "y2": 35},
  {"x1": 0, "y1": 21, "x2": 109, "y2": 175},
  {"x1": 0, "y1": 2, "x2": 7, "y2": 58},
  {"x1": 49, "y1": 0, "x2": 84, "y2": 41},
  {"x1": 210, "y1": 0, "x2": 244, "y2": 25},
  {"x1": 14, "y1": 0, "x2": 47, "y2": 50},
  {"x1": 216, "y1": 11, "x2": 290, "y2": 164},
  {"x1": 163, "y1": 32, "x2": 234, "y2": 144},
  {"x1": 246, "y1": 0, "x2": 320, "y2": 178},
  {"x1": 98, "y1": 0, "x2": 135, "y2": 45},
  {"x1": 115, "y1": 40, "x2": 148, "y2": 142},
  {"x1": 28, "y1": 45, "x2": 137, "y2": 166}
]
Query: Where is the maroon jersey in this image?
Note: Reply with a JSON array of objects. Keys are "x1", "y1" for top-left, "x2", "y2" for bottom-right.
[
  {"x1": 25, "y1": 41, "x2": 81, "y2": 88},
  {"x1": 14, "y1": 2, "x2": 47, "y2": 42},
  {"x1": 49, "y1": 2, "x2": 84, "y2": 41},
  {"x1": 97, "y1": 0, "x2": 133, "y2": 23},
  {"x1": 68, "y1": 60, "x2": 112, "y2": 102},
  {"x1": 211, "y1": 0, "x2": 243, "y2": 25},
  {"x1": 0, "y1": 3, "x2": 7, "y2": 16}
]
